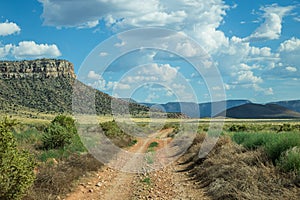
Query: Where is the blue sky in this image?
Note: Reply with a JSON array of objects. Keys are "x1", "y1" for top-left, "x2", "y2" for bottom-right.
[{"x1": 0, "y1": 0, "x2": 300, "y2": 104}]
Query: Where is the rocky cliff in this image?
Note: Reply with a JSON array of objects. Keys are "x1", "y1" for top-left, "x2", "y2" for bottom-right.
[{"x1": 0, "y1": 59, "x2": 76, "y2": 79}]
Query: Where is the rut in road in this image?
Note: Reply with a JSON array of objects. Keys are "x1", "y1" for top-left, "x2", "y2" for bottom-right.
[{"x1": 66, "y1": 128, "x2": 210, "y2": 200}]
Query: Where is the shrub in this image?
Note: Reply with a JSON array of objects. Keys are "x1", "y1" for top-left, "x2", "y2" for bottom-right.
[
  {"x1": 100, "y1": 121, "x2": 135, "y2": 147},
  {"x1": 148, "y1": 141, "x2": 159, "y2": 148},
  {"x1": 0, "y1": 117, "x2": 35, "y2": 200},
  {"x1": 52, "y1": 115, "x2": 77, "y2": 135},
  {"x1": 277, "y1": 147, "x2": 300, "y2": 173},
  {"x1": 42, "y1": 123, "x2": 72, "y2": 149},
  {"x1": 232, "y1": 131, "x2": 300, "y2": 172},
  {"x1": 264, "y1": 133, "x2": 300, "y2": 163},
  {"x1": 42, "y1": 115, "x2": 79, "y2": 150},
  {"x1": 228, "y1": 124, "x2": 247, "y2": 132}
]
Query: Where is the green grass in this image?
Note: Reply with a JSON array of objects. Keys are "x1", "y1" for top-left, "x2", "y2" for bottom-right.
[
  {"x1": 277, "y1": 147, "x2": 300, "y2": 173},
  {"x1": 142, "y1": 177, "x2": 151, "y2": 185},
  {"x1": 128, "y1": 139, "x2": 138, "y2": 146},
  {"x1": 232, "y1": 131, "x2": 300, "y2": 173},
  {"x1": 148, "y1": 141, "x2": 159, "y2": 148}
]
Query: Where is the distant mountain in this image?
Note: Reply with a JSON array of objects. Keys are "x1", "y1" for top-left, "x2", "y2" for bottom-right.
[
  {"x1": 141, "y1": 100, "x2": 251, "y2": 118},
  {"x1": 215, "y1": 103, "x2": 300, "y2": 119},
  {"x1": 270, "y1": 100, "x2": 300, "y2": 113},
  {"x1": 0, "y1": 59, "x2": 149, "y2": 116}
]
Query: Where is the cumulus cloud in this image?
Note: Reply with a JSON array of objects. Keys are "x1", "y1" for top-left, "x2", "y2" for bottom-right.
[
  {"x1": 264, "y1": 87, "x2": 274, "y2": 95},
  {"x1": 39, "y1": 0, "x2": 229, "y2": 53},
  {"x1": 78, "y1": 20, "x2": 99, "y2": 29},
  {"x1": 0, "y1": 44, "x2": 13, "y2": 58},
  {"x1": 0, "y1": 41, "x2": 61, "y2": 59},
  {"x1": 278, "y1": 37, "x2": 300, "y2": 71},
  {"x1": 99, "y1": 52, "x2": 109, "y2": 57},
  {"x1": 88, "y1": 70, "x2": 101, "y2": 80},
  {"x1": 12, "y1": 41, "x2": 61, "y2": 59},
  {"x1": 244, "y1": 4, "x2": 294, "y2": 41},
  {"x1": 122, "y1": 63, "x2": 178, "y2": 84},
  {"x1": 237, "y1": 71, "x2": 263, "y2": 84},
  {"x1": 0, "y1": 21, "x2": 21, "y2": 36},
  {"x1": 286, "y1": 66, "x2": 297, "y2": 72},
  {"x1": 38, "y1": 0, "x2": 298, "y2": 99},
  {"x1": 279, "y1": 37, "x2": 300, "y2": 52},
  {"x1": 88, "y1": 76, "x2": 117, "y2": 91}
]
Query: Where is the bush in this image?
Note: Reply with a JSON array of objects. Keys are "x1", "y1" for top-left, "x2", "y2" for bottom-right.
[
  {"x1": 100, "y1": 121, "x2": 136, "y2": 147},
  {"x1": 264, "y1": 133, "x2": 300, "y2": 163},
  {"x1": 42, "y1": 115, "x2": 78, "y2": 150},
  {"x1": 228, "y1": 124, "x2": 247, "y2": 132},
  {"x1": 277, "y1": 147, "x2": 300, "y2": 173},
  {"x1": 148, "y1": 141, "x2": 159, "y2": 148},
  {"x1": 0, "y1": 117, "x2": 35, "y2": 200},
  {"x1": 42, "y1": 123, "x2": 72, "y2": 149},
  {"x1": 232, "y1": 131, "x2": 300, "y2": 172},
  {"x1": 51, "y1": 115, "x2": 77, "y2": 135}
]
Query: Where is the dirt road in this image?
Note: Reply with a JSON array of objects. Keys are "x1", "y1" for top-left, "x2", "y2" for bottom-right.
[{"x1": 66, "y1": 129, "x2": 209, "y2": 200}]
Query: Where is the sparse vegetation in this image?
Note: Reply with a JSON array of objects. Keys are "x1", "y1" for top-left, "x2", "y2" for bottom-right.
[
  {"x1": 148, "y1": 141, "x2": 159, "y2": 149},
  {"x1": 100, "y1": 120, "x2": 137, "y2": 148},
  {"x1": 142, "y1": 177, "x2": 151, "y2": 185}
]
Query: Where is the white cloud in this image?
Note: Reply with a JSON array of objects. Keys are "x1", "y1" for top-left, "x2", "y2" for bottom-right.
[
  {"x1": 122, "y1": 63, "x2": 178, "y2": 84},
  {"x1": 279, "y1": 37, "x2": 300, "y2": 52},
  {"x1": 115, "y1": 83, "x2": 130, "y2": 90},
  {"x1": 278, "y1": 37, "x2": 300, "y2": 71},
  {"x1": 175, "y1": 41, "x2": 198, "y2": 57},
  {"x1": 99, "y1": 52, "x2": 109, "y2": 57},
  {"x1": 39, "y1": 0, "x2": 229, "y2": 53},
  {"x1": 265, "y1": 87, "x2": 274, "y2": 95},
  {"x1": 286, "y1": 66, "x2": 297, "y2": 72},
  {"x1": 237, "y1": 71, "x2": 263, "y2": 84},
  {"x1": 145, "y1": 92, "x2": 160, "y2": 102},
  {"x1": 88, "y1": 75, "x2": 117, "y2": 91},
  {"x1": 114, "y1": 41, "x2": 126, "y2": 47},
  {"x1": 244, "y1": 4, "x2": 294, "y2": 41},
  {"x1": 294, "y1": 17, "x2": 300, "y2": 22},
  {"x1": 0, "y1": 41, "x2": 61, "y2": 59},
  {"x1": 0, "y1": 21, "x2": 21, "y2": 36},
  {"x1": 78, "y1": 20, "x2": 99, "y2": 29},
  {"x1": 212, "y1": 86, "x2": 221, "y2": 91},
  {"x1": 12, "y1": 41, "x2": 61, "y2": 58},
  {"x1": 224, "y1": 84, "x2": 235, "y2": 90},
  {"x1": 166, "y1": 90, "x2": 173, "y2": 96},
  {"x1": 88, "y1": 70, "x2": 101, "y2": 80},
  {"x1": 0, "y1": 44, "x2": 13, "y2": 58},
  {"x1": 139, "y1": 63, "x2": 178, "y2": 82}
]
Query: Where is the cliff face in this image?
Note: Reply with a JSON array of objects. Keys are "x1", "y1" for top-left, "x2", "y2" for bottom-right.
[{"x1": 0, "y1": 59, "x2": 76, "y2": 79}]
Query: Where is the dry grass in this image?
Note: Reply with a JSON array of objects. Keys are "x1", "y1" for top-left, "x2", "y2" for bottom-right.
[
  {"x1": 23, "y1": 153, "x2": 102, "y2": 200},
  {"x1": 180, "y1": 136, "x2": 300, "y2": 200}
]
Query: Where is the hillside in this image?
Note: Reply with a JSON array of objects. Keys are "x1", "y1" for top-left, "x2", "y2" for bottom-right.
[
  {"x1": 271, "y1": 100, "x2": 300, "y2": 113},
  {"x1": 215, "y1": 103, "x2": 300, "y2": 119},
  {"x1": 0, "y1": 59, "x2": 149, "y2": 116},
  {"x1": 141, "y1": 100, "x2": 251, "y2": 118}
]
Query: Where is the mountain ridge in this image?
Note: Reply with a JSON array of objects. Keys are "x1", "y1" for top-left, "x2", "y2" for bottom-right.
[
  {"x1": 215, "y1": 103, "x2": 300, "y2": 119},
  {"x1": 0, "y1": 59, "x2": 149, "y2": 116}
]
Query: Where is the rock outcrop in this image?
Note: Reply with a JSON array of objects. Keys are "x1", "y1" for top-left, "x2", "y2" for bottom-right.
[{"x1": 0, "y1": 59, "x2": 76, "y2": 79}]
